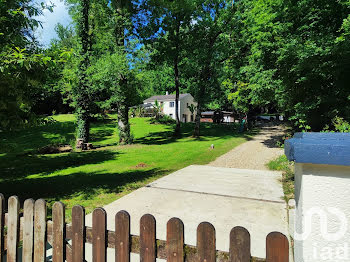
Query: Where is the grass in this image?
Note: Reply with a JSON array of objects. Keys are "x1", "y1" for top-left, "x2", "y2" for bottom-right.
[
  {"x1": 0, "y1": 114, "x2": 255, "y2": 219},
  {"x1": 267, "y1": 155, "x2": 295, "y2": 202}
]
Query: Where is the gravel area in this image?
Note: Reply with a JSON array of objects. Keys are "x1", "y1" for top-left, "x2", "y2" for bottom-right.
[{"x1": 208, "y1": 125, "x2": 286, "y2": 170}]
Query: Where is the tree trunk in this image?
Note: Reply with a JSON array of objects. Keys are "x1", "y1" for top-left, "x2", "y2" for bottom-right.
[
  {"x1": 76, "y1": 110, "x2": 90, "y2": 144},
  {"x1": 76, "y1": 0, "x2": 91, "y2": 147},
  {"x1": 117, "y1": 102, "x2": 131, "y2": 144},
  {"x1": 174, "y1": 59, "x2": 181, "y2": 137},
  {"x1": 194, "y1": 101, "x2": 202, "y2": 137},
  {"x1": 193, "y1": 30, "x2": 220, "y2": 137},
  {"x1": 114, "y1": 2, "x2": 132, "y2": 144},
  {"x1": 173, "y1": 18, "x2": 181, "y2": 137}
]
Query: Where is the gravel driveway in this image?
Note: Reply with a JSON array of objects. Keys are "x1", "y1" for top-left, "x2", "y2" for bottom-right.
[{"x1": 208, "y1": 125, "x2": 286, "y2": 170}]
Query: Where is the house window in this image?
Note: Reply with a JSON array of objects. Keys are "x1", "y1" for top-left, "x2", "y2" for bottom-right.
[
  {"x1": 187, "y1": 103, "x2": 189, "y2": 107},
  {"x1": 170, "y1": 102, "x2": 175, "y2": 108},
  {"x1": 191, "y1": 115, "x2": 194, "y2": 122},
  {"x1": 169, "y1": 114, "x2": 173, "y2": 118}
]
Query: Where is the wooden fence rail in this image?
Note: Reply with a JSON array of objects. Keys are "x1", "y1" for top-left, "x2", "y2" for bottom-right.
[{"x1": 0, "y1": 194, "x2": 289, "y2": 262}]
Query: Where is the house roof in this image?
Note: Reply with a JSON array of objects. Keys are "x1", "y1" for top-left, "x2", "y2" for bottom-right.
[
  {"x1": 201, "y1": 111, "x2": 234, "y2": 116},
  {"x1": 201, "y1": 111, "x2": 214, "y2": 116},
  {"x1": 144, "y1": 93, "x2": 190, "y2": 103},
  {"x1": 141, "y1": 103, "x2": 154, "y2": 108}
]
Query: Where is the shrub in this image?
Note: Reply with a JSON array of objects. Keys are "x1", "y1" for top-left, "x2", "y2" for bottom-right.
[
  {"x1": 150, "y1": 115, "x2": 176, "y2": 125},
  {"x1": 322, "y1": 117, "x2": 350, "y2": 133},
  {"x1": 333, "y1": 117, "x2": 350, "y2": 133}
]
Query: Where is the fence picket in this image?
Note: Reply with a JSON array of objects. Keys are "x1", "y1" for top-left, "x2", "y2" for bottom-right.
[
  {"x1": 229, "y1": 226, "x2": 250, "y2": 262},
  {"x1": 140, "y1": 214, "x2": 156, "y2": 262},
  {"x1": 23, "y1": 199, "x2": 35, "y2": 262},
  {"x1": 34, "y1": 199, "x2": 47, "y2": 262},
  {"x1": 0, "y1": 194, "x2": 4, "y2": 262},
  {"x1": 166, "y1": 218, "x2": 184, "y2": 262},
  {"x1": 197, "y1": 222, "x2": 216, "y2": 262},
  {"x1": 115, "y1": 211, "x2": 130, "y2": 262},
  {"x1": 52, "y1": 202, "x2": 65, "y2": 262},
  {"x1": 0, "y1": 194, "x2": 291, "y2": 262},
  {"x1": 7, "y1": 196, "x2": 19, "y2": 262},
  {"x1": 72, "y1": 205, "x2": 85, "y2": 262},
  {"x1": 92, "y1": 208, "x2": 107, "y2": 262},
  {"x1": 266, "y1": 232, "x2": 289, "y2": 262}
]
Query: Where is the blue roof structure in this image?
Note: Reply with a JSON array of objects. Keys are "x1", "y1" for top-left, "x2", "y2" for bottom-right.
[{"x1": 285, "y1": 132, "x2": 350, "y2": 166}]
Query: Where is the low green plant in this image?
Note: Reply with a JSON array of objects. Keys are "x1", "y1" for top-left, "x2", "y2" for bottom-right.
[
  {"x1": 131, "y1": 106, "x2": 146, "y2": 118},
  {"x1": 50, "y1": 136, "x2": 70, "y2": 146},
  {"x1": 267, "y1": 155, "x2": 294, "y2": 202},
  {"x1": 153, "y1": 100, "x2": 164, "y2": 120},
  {"x1": 322, "y1": 117, "x2": 350, "y2": 133},
  {"x1": 27, "y1": 116, "x2": 57, "y2": 128},
  {"x1": 332, "y1": 117, "x2": 350, "y2": 132},
  {"x1": 150, "y1": 115, "x2": 176, "y2": 125}
]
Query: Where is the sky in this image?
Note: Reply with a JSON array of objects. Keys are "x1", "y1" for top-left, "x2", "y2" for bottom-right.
[{"x1": 34, "y1": 0, "x2": 72, "y2": 46}]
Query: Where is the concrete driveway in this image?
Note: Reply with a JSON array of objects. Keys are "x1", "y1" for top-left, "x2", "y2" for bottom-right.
[{"x1": 85, "y1": 165, "x2": 288, "y2": 260}]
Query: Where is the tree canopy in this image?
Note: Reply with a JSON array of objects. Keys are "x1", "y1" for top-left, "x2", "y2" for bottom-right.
[{"x1": 1, "y1": 0, "x2": 350, "y2": 135}]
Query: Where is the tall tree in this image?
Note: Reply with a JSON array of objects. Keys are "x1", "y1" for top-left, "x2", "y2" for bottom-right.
[
  {"x1": 224, "y1": 0, "x2": 350, "y2": 131},
  {"x1": 73, "y1": 0, "x2": 93, "y2": 146},
  {"x1": 187, "y1": 0, "x2": 230, "y2": 136},
  {"x1": 136, "y1": 0, "x2": 196, "y2": 136},
  {"x1": 0, "y1": 0, "x2": 54, "y2": 130},
  {"x1": 111, "y1": 0, "x2": 134, "y2": 144}
]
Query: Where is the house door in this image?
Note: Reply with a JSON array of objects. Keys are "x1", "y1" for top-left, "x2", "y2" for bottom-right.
[{"x1": 182, "y1": 114, "x2": 187, "y2": 123}]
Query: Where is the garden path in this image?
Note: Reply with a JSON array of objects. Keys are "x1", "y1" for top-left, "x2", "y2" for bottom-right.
[{"x1": 208, "y1": 125, "x2": 286, "y2": 170}]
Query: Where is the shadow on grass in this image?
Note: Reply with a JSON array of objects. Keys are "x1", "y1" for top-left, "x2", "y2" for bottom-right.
[
  {"x1": 1, "y1": 121, "x2": 76, "y2": 155},
  {"x1": 90, "y1": 118, "x2": 116, "y2": 144},
  {"x1": 0, "y1": 167, "x2": 165, "y2": 203},
  {"x1": 0, "y1": 167, "x2": 168, "y2": 218},
  {"x1": 0, "y1": 150, "x2": 120, "y2": 180},
  {"x1": 0, "y1": 117, "x2": 117, "y2": 155},
  {"x1": 135, "y1": 122, "x2": 258, "y2": 145}
]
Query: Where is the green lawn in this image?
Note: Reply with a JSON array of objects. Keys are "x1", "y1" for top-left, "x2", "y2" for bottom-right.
[{"x1": 0, "y1": 115, "x2": 254, "y2": 218}]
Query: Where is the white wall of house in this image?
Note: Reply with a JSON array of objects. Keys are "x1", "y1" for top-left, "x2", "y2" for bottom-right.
[
  {"x1": 163, "y1": 100, "x2": 177, "y2": 119},
  {"x1": 143, "y1": 94, "x2": 197, "y2": 122},
  {"x1": 179, "y1": 95, "x2": 197, "y2": 123}
]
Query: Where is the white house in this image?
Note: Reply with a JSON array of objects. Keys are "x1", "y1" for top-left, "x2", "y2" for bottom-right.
[{"x1": 143, "y1": 92, "x2": 197, "y2": 123}]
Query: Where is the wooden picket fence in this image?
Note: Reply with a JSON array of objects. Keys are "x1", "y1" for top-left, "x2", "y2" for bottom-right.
[{"x1": 0, "y1": 195, "x2": 289, "y2": 262}]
